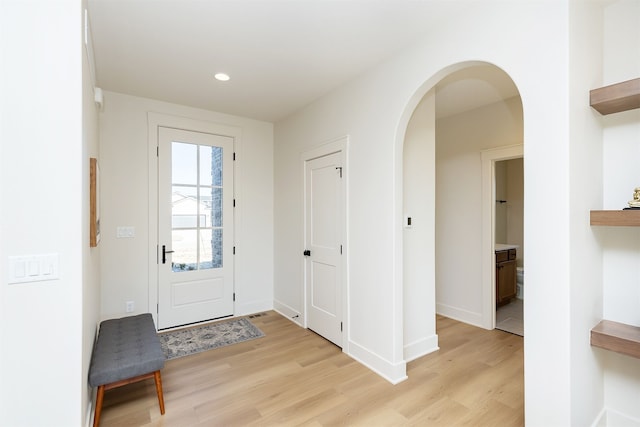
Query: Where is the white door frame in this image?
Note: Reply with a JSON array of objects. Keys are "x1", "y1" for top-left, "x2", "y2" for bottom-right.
[
  {"x1": 480, "y1": 144, "x2": 523, "y2": 330},
  {"x1": 147, "y1": 113, "x2": 242, "y2": 327},
  {"x1": 300, "y1": 136, "x2": 348, "y2": 350}
]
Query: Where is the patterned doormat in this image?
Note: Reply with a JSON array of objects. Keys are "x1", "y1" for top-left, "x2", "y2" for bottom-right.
[{"x1": 158, "y1": 317, "x2": 265, "y2": 360}]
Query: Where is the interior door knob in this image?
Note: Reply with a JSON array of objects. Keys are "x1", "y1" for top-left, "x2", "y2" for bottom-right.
[{"x1": 303, "y1": 250, "x2": 311, "y2": 256}]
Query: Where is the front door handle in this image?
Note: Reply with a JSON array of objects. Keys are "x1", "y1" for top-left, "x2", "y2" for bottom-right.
[
  {"x1": 303, "y1": 249, "x2": 311, "y2": 256},
  {"x1": 162, "y1": 245, "x2": 175, "y2": 264}
]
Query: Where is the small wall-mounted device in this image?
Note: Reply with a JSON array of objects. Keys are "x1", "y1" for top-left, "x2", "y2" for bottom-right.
[
  {"x1": 94, "y1": 87, "x2": 103, "y2": 110},
  {"x1": 116, "y1": 226, "x2": 135, "y2": 238},
  {"x1": 404, "y1": 215, "x2": 412, "y2": 229}
]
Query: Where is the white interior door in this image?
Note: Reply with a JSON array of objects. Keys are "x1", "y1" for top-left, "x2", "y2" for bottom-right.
[
  {"x1": 157, "y1": 127, "x2": 234, "y2": 329},
  {"x1": 305, "y1": 151, "x2": 344, "y2": 347}
]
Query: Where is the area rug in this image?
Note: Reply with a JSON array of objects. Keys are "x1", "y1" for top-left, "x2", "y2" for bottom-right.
[{"x1": 158, "y1": 317, "x2": 265, "y2": 360}]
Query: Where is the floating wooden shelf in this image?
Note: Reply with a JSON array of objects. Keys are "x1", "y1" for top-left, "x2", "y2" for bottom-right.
[
  {"x1": 590, "y1": 78, "x2": 640, "y2": 115},
  {"x1": 591, "y1": 320, "x2": 640, "y2": 359},
  {"x1": 590, "y1": 210, "x2": 640, "y2": 226}
]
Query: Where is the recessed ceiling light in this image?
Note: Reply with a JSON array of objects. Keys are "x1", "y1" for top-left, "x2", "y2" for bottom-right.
[{"x1": 214, "y1": 73, "x2": 230, "y2": 82}]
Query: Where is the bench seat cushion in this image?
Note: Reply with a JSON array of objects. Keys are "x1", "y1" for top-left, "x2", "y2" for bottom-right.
[{"x1": 89, "y1": 313, "x2": 165, "y2": 387}]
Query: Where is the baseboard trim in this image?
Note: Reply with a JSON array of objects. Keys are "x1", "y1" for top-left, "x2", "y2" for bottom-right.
[
  {"x1": 436, "y1": 303, "x2": 483, "y2": 328},
  {"x1": 599, "y1": 408, "x2": 640, "y2": 427},
  {"x1": 347, "y1": 339, "x2": 407, "y2": 384},
  {"x1": 235, "y1": 299, "x2": 273, "y2": 317},
  {"x1": 273, "y1": 299, "x2": 302, "y2": 326},
  {"x1": 404, "y1": 334, "x2": 439, "y2": 362},
  {"x1": 591, "y1": 407, "x2": 607, "y2": 427},
  {"x1": 86, "y1": 390, "x2": 95, "y2": 427}
]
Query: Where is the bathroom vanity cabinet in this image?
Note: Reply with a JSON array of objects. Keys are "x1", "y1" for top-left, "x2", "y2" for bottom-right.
[{"x1": 495, "y1": 248, "x2": 517, "y2": 307}]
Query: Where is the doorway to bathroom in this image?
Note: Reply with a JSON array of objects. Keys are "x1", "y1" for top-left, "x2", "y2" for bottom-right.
[
  {"x1": 493, "y1": 157, "x2": 524, "y2": 336},
  {"x1": 480, "y1": 144, "x2": 523, "y2": 334}
]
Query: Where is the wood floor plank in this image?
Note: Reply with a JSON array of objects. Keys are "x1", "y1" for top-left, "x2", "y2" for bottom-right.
[{"x1": 97, "y1": 311, "x2": 523, "y2": 426}]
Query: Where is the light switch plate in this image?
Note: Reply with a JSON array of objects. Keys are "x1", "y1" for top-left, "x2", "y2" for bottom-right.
[
  {"x1": 8, "y1": 253, "x2": 59, "y2": 284},
  {"x1": 116, "y1": 226, "x2": 135, "y2": 238}
]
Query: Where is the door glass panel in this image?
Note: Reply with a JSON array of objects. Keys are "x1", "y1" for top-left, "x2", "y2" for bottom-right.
[
  {"x1": 209, "y1": 187, "x2": 223, "y2": 227},
  {"x1": 172, "y1": 186, "x2": 198, "y2": 228},
  {"x1": 199, "y1": 186, "x2": 211, "y2": 228},
  {"x1": 172, "y1": 142, "x2": 197, "y2": 185},
  {"x1": 172, "y1": 229, "x2": 197, "y2": 272},
  {"x1": 212, "y1": 228, "x2": 223, "y2": 268},
  {"x1": 196, "y1": 229, "x2": 222, "y2": 270},
  {"x1": 201, "y1": 146, "x2": 223, "y2": 186},
  {"x1": 197, "y1": 229, "x2": 211, "y2": 270},
  {"x1": 171, "y1": 141, "x2": 224, "y2": 272}
]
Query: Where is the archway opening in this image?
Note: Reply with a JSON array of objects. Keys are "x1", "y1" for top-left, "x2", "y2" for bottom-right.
[{"x1": 402, "y1": 62, "x2": 524, "y2": 362}]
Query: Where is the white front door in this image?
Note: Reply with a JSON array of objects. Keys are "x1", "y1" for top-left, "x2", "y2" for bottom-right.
[
  {"x1": 157, "y1": 127, "x2": 234, "y2": 329},
  {"x1": 305, "y1": 151, "x2": 344, "y2": 347}
]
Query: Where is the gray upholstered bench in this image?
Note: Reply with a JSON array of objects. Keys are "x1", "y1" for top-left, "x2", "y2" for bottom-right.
[{"x1": 88, "y1": 313, "x2": 166, "y2": 427}]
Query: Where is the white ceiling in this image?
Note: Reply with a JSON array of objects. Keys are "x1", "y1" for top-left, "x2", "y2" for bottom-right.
[{"x1": 87, "y1": 0, "x2": 519, "y2": 123}]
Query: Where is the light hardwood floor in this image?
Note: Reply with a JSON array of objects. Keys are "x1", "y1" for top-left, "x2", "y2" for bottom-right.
[{"x1": 98, "y1": 311, "x2": 524, "y2": 426}]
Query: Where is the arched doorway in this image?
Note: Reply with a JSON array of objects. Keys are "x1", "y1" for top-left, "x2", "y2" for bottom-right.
[{"x1": 401, "y1": 62, "x2": 523, "y2": 362}]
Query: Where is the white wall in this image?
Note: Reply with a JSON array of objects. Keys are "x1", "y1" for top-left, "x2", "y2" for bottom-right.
[
  {"x1": 567, "y1": 1, "x2": 607, "y2": 425},
  {"x1": 275, "y1": 4, "x2": 586, "y2": 423},
  {"x1": 495, "y1": 161, "x2": 508, "y2": 243},
  {"x1": 494, "y1": 158, "x2": 524, "y2": 265},
  {"x1": 506, "y1": 158, "x2": 524, "y2": 267},
  {"x1": 599, "y1": 0, "x2": 640, "y2": 423},
  {"x1": 403, "y1": 90, "x2": 438, "y2": 362},
  {"x1": 435, "y1": 96, "x2": 523, "y2": 326},
  {"x1": 494, "y1": 158, "x2": 524, "y2": 266},
  {"x1": 0, "y1": 1, "x2": 94, "y2": 425},
  {"x1": 564, "y1": 0, "x2": 604, "y2": 425},
  {"x1": 98, "y1": 91, "x2": 274, "y2": 321},
  {"x1": 82, "y1": 1, "x2": 102, "y2": 424}
]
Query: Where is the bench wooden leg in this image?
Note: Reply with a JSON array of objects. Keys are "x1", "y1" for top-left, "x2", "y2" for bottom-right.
[
  {"x1": 92, "y1": 371, "x2": 164, "y2": 426},
  {"x1": 154, "y1": 370, "x2": 166, "y2": 415},
  {"x1": 93, "y1": 385, "x2": 105, "y2": 427}
]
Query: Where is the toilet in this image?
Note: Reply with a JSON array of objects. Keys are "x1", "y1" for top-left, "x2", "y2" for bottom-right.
[{"x1": 516, "y1": 267, "x2": 524, "y2": 300}]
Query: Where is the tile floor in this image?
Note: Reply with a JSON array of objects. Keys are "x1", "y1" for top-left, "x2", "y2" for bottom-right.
[{"x1": 496, "y1": 298, "x2": 523, "y2": 336}]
